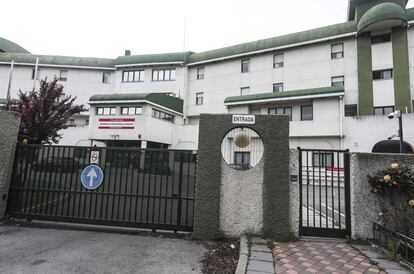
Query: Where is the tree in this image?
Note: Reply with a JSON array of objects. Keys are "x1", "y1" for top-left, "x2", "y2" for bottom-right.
[{"x1": 8, "y1": 78, "x2": 86, "y2": 144}]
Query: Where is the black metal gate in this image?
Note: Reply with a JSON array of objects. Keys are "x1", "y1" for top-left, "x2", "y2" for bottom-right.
[
  {"x1": 298, "y1": 148, "x2": 351, "y2": 238},
  {"x1": 7, "y1": 144, "x2": 196, "y2": 232}
]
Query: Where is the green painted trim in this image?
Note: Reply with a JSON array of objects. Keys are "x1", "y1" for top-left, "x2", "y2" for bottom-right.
[
  {"x1": 89, "y1": 93, "x2": 184, "y2": 113},
  {"x1": 0, "y1": 37, "x2": 30, "y2": 54},
  {"x1": 224, "y1": 86, "x2": 344, "y2": 104},
  {"x1": 357, "y1": 2, "x2": 407, "y2": 33},
  {"x1": 392, "y1": 27, "x2": 412, "y2": 113},
  {"x1": 357, "y1": 32, "x2": 374, "y2": 116}
]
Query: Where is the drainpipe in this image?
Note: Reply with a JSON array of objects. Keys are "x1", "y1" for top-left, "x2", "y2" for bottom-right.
[
  {"x1": 339, "y1": 96, "x2": 344, "y2": 150},
  {"x1": 33, "y1": 57, "x2": 39, "y2": 90},
  {"x1": 6, "y1": 60, "x2": 14, "y2": 109}
]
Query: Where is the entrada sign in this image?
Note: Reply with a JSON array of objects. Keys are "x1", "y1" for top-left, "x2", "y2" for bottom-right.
[{"x1": 232, "y1": 115, "x2": 255, "y2": 124}]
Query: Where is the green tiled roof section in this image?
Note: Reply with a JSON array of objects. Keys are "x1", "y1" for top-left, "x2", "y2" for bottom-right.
[
  {"x1": 189, "y1": 21, "x2": 357, "y2": 64},
  {"x1": 89, "y1": 93, "x2": 183, "y2": 113},
  {"x1": 0, "y1": 37, "x2": 30, "y2": 54},
  {"x1": 406, "y1": 7, "x2": 414, "y2": 20},
  {"x1": 115, "y1": 52, "x2": 192, "y2": 66},
  {"x1": 224, "y1": 86, "x2": 344, "y2": 104},
  {"x1": 357, "y1": 2, "x2": 407, "y2": 33},
  {"x1": 0, "y1": 53, "x2": 115, "y2": 68}
]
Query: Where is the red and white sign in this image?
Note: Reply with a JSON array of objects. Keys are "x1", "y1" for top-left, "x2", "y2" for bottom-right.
[
  {"x1": 98, "y1": 118, "x2": 135, "y2": 129},
  {"x1": 90, "y1": 151, "x2": 100, "y2": 164}
]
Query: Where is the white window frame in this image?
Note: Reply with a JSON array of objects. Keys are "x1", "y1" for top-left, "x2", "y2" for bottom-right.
[
  {"x1": 196, "y1": 92, "x2": 204, "y2": 105},
  {"x1": 331, "y1": 43, "x2": 344, "y2": 59}
]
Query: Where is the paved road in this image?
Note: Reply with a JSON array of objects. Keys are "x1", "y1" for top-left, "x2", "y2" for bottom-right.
[
  {"x1": 0, "y1": 225, "x2": 205, "y2": 274},
  {"x1": 301, "y1": 185, "x2": 347, "y2": 228}
]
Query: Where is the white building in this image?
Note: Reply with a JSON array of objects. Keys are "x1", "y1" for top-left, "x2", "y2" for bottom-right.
[{"x1": 1, "y1": 0, "x2": 414, "y2": 153}]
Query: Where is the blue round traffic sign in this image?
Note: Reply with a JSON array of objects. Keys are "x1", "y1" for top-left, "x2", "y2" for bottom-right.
[{"x1": 81, "y1": 165, "x2": 104, "y2": 190}]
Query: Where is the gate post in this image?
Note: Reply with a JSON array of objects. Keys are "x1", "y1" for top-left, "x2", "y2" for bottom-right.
[{"x1": 0, "y1": 111, "x2": 21, "y2": 220}]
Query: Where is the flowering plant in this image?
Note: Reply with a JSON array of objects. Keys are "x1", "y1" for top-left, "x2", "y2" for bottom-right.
[{"x1": 368, "y1": 163, "x2": 414, "y2": 206}]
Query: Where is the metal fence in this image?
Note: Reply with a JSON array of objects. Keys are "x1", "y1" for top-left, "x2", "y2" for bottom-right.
[
  {"x1": 298, "y1": 148, "x2": 351, "y2": 238},
  {"x1": 7, "y1": 144, "x2": 197, "y2": 232},
  {"x1": 373, "y1": 222, "x2": 414, "y2": 267}
]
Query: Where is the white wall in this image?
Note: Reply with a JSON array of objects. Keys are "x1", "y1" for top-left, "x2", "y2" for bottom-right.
[
  {"x1": 343, "y1": 114, "x2": 414, "y2": 152},
  {"x1": 114, "y1": 66, "x2": 186, "y2": 98},
  {"x1": 185, "y1": 38, "x2": 358, "y2": 117}
]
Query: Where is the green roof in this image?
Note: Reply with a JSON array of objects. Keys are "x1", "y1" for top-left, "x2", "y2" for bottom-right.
[
  {"x1": 0, "y1": 98, "x2": 5, "y2": 104},
  {"x1": 89, "y1": 93, "x2": 184, "y2": 113},
  {"x1": 0, "y1": 53, "x2": 115, "y2": 68},
  {"x1": 357, "y1": 2, "x2": 407, "y2": 33},
  {"x1": 224, "y1": 86, "x2": 345, "y2": 105},
  {"x1": 115, "y1": 52, "x2": 192, "y2": 66},
  {"x1": 0, "y1": 37, "x2": 30, "y2": 54},
  {"x1": 188, "y1": 21, "x2": 357, "y2": 64}
]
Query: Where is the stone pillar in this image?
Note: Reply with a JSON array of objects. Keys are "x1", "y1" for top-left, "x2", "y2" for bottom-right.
[
  {"x1": 193, "y1": 114, "x2": 290, "y2": 240},
  {"x1": 0, "y1": 111, "x2": 21, "y2": 219}
]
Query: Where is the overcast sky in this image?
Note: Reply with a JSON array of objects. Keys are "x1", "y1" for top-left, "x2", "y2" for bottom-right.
[{"x1": 2, "y1": 0, "x2": 414, "y2": 58}]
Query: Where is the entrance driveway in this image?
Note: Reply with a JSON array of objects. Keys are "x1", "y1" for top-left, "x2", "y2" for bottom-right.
[{"x1": 0, "y1": 224, "x2": 205, "y2": 274}]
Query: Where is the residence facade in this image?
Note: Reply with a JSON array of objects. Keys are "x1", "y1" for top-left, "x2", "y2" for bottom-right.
[{"x1": 1, "y1": 0, "x2": 414, "y2": 152}]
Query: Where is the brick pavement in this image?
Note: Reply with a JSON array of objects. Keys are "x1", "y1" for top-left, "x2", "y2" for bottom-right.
[{"x1": 273, "y1": 241, "x2": 387, "y2": 274}]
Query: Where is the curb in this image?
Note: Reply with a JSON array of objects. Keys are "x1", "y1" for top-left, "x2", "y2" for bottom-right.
[{"x1": 235, "y1": 236, "x2": 249, "y2": 274}]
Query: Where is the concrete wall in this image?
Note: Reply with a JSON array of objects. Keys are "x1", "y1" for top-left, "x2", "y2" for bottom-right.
[
  {"x1": 0, "y1": 112, "x2": 21, "y2": 219},
  {"x1": 350, "y1": 152, "x2": 414, "y2": 239},
  {"x1": 220, "y1": 159, "x2": 264, "y2": 237}
]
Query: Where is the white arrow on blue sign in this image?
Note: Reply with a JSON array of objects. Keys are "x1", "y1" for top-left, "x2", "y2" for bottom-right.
[{"x1": 81, "y1": 165, "x2": 104, "y2": 190}]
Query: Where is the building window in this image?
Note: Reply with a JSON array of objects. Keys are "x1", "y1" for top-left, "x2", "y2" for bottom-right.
[
  {"x1": 152, "y1": 109, "x2": 174, "y2": 123},
  {"x1": 273, "y1": 53, "x2": 284, "y2": 68},
  {"x1": 331, "y1": 43, "x2": 344, "y2": 59},
  {"x1": 31, "y1": 68, "x2": 40, "y2": 80},
  {"x1": 241, "y1": 59, "x2": 250, "y2": 73},
  {"x1": 313, "y1": 152, "x2": 333, "y2": 167},
  {"x1": 345, "y1": 104, "x2": 358, "y2": 117},
  {"x1": 268, "y1": 107, "x2": 292, "y2": 121},
  {"x1": 121, "y1": 107, "x2": 142, "y2": 115},
  {"x1": 152, "y1": 68, "x2": 176, "y2": 81},
  {"x1": 240, "y1": 87, "x2": 250, "y2": 96},
  {"x1": 234, "y1": 152, "x2": 251, "y2": 169},
  {"x1": 374, "y1": 106, "x2": 394, "y2": 116},
  {"x1": 59, "y1": 70, "x2": 68, "y2": 81},
  {"x1": 331, "y1": 76, "x2": 345, "y2": 87},
  {"x1": 96, "y1": 107, "x2": 117, "y2": 115},
  {"x1": 373, "y1": 69, "x2": 393, "y2": 80},
  {"x1": 102, "y1": 72, "x2": 111, "y2": 83},
  {"x1": 122, "y1": 70, "x2": 144, "y2": 82},
  {"x1": 197, "y1": 67, "x2": 204, "y2": 80},
  {"x1": 301, "y1": 105, "x2": 313, "y2": 121},
  {"x1": 273, "y1": 83, "x2": 284, "y2": 92},
  {"x1": 196, "y1": 92, "x2": 204, "y2": 105},
  {"x1": 371, "y1": 33, "x2": 391, "y2": 44}
]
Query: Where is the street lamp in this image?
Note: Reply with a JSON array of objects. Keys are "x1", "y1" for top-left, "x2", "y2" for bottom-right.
[{"x1": 388, "y1": 110, "x2": 405, "y2": 153}]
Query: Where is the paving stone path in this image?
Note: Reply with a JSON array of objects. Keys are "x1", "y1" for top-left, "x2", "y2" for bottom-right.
[{"x1": 273, "y1": 241, "x2": 387, "y2": 274}]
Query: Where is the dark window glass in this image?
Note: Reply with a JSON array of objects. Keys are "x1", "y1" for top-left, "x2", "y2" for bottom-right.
[
  {"x1": 345, "y1": 104, "x2": 358, "y2": 117},
  {"x1": 268, "y1": 107, "x2": 292, "y2": 121},
  {"x1": 374, "y1": 106, "x2": 394, "y2": 116},
  {"x1": 373, "y1": 69, "x2": 393, "y2": 80},
  {"x1": 273, "y1": 53, "x2": 284, "y2": 68},
  {"x1": 331, "y1": 76, "x2": 345, "y2": 87},
  {"x1": 234, "y1": 152, "x2": 250, "y2": 170},
  {"x1": 313, "y1": 152, "x2": 333, "y2": 167},
  {"x1": 196, "y1": 93, "x2": 203, "y2": 105},
  {"x1": 241, "y1": 59, "x2": 250, "y2": 73},
  {"x1": 331, "y1": 43, "x2": 344, "y2": 59},
  {"x1": 371, "y1": 33, "x2": 391, "y2": 44},
  {"x1": 301, "y1": 105, "x2": 313, "y2": 121},
  {"x1": 273, "y1": 83, "x2": 284, "y2": 92},
  {"x1": 197, "y1": 67, "x2": 204, "y2": 79}
]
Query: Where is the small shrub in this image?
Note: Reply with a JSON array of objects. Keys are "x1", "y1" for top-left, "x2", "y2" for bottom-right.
[
  {"x1": 213, "y1": 229, "x2": 226, "y2": 241},
  {"x1": 386, "y1": 238, "x2": 401, "y2": 261}
]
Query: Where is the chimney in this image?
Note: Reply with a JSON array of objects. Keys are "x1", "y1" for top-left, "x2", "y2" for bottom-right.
[{"x1": 125, "y1": 50, "x2": 131, "y2": 56}]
